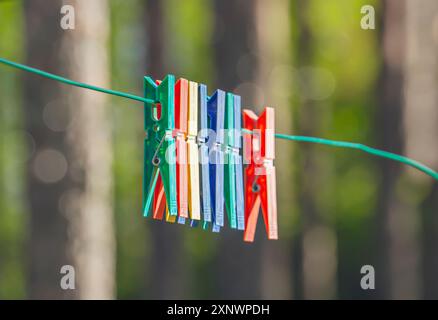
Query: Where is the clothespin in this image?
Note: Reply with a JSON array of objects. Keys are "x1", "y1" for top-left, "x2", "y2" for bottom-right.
[
  {"x1": 242, "y1": 107, "x2": 278, "y2": 242},
  {"x1": 232, "y1": 94, "x2": 245, "y2": 231},
  {"x1": 206, "y1": 90, "x2": 226, "y2": 232},
  {"x1": 174, "y1": 79, "x2": 189, "y2": 224},
  {"x1": 143, "y1": 75, "x2": 178, "y2": 223},
  {"x1": 190, "y1": 83, "x2": 212, "y2": 228},
  {"x1": 150, "y1": 79, "x2": 177, "y2": 223},
  {"x1": 223, "y1": 93, "x2": 238, "y2": 229},
  {"x1": 187, "y1": 81, "x2": 201, "y2": 222}
]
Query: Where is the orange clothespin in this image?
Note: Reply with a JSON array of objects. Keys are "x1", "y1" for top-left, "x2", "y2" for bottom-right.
[{"x1": 242, "y1": 107, "x2": 278, "y2": 242}]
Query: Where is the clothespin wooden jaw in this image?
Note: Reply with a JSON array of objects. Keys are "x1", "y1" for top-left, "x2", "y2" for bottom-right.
[
  {"x1": 143, "y1": 75, "x2": 178, "y2": 221},
  {"x1": 242, "y1": 107, "x2": 277, "y2": 242}
]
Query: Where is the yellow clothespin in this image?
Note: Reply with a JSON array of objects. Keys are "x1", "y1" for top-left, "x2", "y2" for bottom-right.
[{"x1": 187, "y1": 81, "x2": 201, "y2": 221}]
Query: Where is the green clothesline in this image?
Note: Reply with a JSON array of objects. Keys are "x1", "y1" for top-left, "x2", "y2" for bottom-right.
[
  {"x1": 0, "y1": 57, "x2": 154, "y2": 105},
  {"x1": 274, "y1": 133, "x2": 438, "y2": 181},
  {"x1": 1, "y1": 56, "x2": 437, "y2": 181}
]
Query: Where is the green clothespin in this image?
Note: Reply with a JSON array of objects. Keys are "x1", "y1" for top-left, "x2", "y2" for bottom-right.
[
  {"x1": 143, "y1": 75, "x2": 178, "y2": 220},
  {"x1": 223, "y1": 92, "x2": 238, "y2": 229}
]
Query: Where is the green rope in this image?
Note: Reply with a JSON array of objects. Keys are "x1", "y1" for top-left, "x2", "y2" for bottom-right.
[
  {"x1": 274, "y1": 133, "x2": 438, "y2": 181},
  {"x1": 0, "y1": 57, "x2": 154, "y2": 105},
  {"x1": 2, "y1": 56, "x2": 437, "y2": 181}
]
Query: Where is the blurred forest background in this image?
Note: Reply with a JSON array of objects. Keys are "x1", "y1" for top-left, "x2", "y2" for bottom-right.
[{"x1": 0, "y1": 0, "x2": 438, "y2": 299}]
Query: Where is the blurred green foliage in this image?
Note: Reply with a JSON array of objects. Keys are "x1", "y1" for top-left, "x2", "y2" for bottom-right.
[{"x1": 0, "y1": 0, "x2": 26, "y2": 299}]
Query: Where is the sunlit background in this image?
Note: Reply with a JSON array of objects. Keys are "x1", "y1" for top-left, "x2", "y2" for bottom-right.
[{"x1": 0, "y1": 0, "x2": 438, "y2": 299}]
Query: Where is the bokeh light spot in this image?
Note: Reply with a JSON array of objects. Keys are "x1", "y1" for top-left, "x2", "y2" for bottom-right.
[
  {"x1": 43, "y1": 100, "x2": 71, "y2": 132},
  {"x1": 297, "y1": 66, "x2": 336, "y2": 101},
  {"x1": 33, "y1": 149, "x2": 68, "y2": 183}
]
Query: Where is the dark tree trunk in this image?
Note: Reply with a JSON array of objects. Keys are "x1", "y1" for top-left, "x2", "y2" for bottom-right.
[
  {"x1": 254, "y1": 0, "x2": 294, "y2": 299},
  {"x1": 212, "y1": 0, "x2": 262, "y2": 299},
  {"x1": 403, "y1": 0, "x2": 438, "y2": 299},
  {"x1": 422, "y1": 184, "x2": 438, "y2": 298},
  {"x1": 144, "y1": 0, "x2": 187, "y2": 299},
  {"x1": 375, "y1": 0, "x2": 406, "y2": 299},
  {"x1": 24, "y1": 0, "x2": 73, "y2": 299},
  {"x1": 376, "y1": 0, "x2": 422, "y2": 299}
]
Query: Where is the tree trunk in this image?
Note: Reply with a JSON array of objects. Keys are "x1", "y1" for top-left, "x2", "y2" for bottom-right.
[
  {"x1": 212, "y1": 0, "x2": 262, "y2": 299},
  {"x1": 143, "y1": 0, "x2": 187, "y2": 299},
  {"x1": 25, "y1": 0, "x2": 115, "y2": 299},
  {"x1": 403, "y1": 0, "x2": 438, "y2": 299},
  {"x1": 375, "y1": 0, "x2": 413, "y2": 300},
  {"x1": 375, "y1": 0, "x2": 404, "y2": 299},
  {"x1": 254, "y1": 0, "x2": 294, "y2": 299}
]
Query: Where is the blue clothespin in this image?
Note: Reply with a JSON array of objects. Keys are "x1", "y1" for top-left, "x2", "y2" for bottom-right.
[{"x1": 206, "y1": 90, "x2": 226, "y2": 232}]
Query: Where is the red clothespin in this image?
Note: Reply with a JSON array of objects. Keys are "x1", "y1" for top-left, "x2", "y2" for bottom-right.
[
  {"x1": 152, "y1": 79, "x2": 190, "y2": 223},
  {"x1": 174, "y1": 79, "x2": 189, "y2": 223},
  {"x1": 242, "y1": 107, "x2": 278, "y2": 242}
]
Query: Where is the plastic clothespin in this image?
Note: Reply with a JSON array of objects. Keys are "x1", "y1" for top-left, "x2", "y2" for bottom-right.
[
  {"x1": 150, "y1": 79, "x2": 177, "y2": 223},
  {"x1": 223, "y1": 93, "x2": 238, "y2": 229},
  {"x1": 148, "y1": 79, "x2": 176, "y2": 223},
  {"x1": 206, "y1": 90, "x2": 226, "y2": 232},
  {"x1": 174, "y1": 79, "x2": 189, "y2": 224},
  {"x1": 190, "y1": 83, "x2": 212, "y2": 228},
  {"x1": 233, "y1": 95, "x2": 245, "y2": 231},
  {"x1": 187, "y1": 81, "x2": 201, "y2": 222},
  {"x1": 242, "y1": 107, "x2": 278, "y2": 242},
  {"x1": 143, "y1": 75, "x2": 178, "y2": 223}
]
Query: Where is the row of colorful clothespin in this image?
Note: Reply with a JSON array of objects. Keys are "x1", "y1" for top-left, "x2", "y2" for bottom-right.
[{"x1": 142, "y1": 75, "x2": 277, "y2": 242}]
